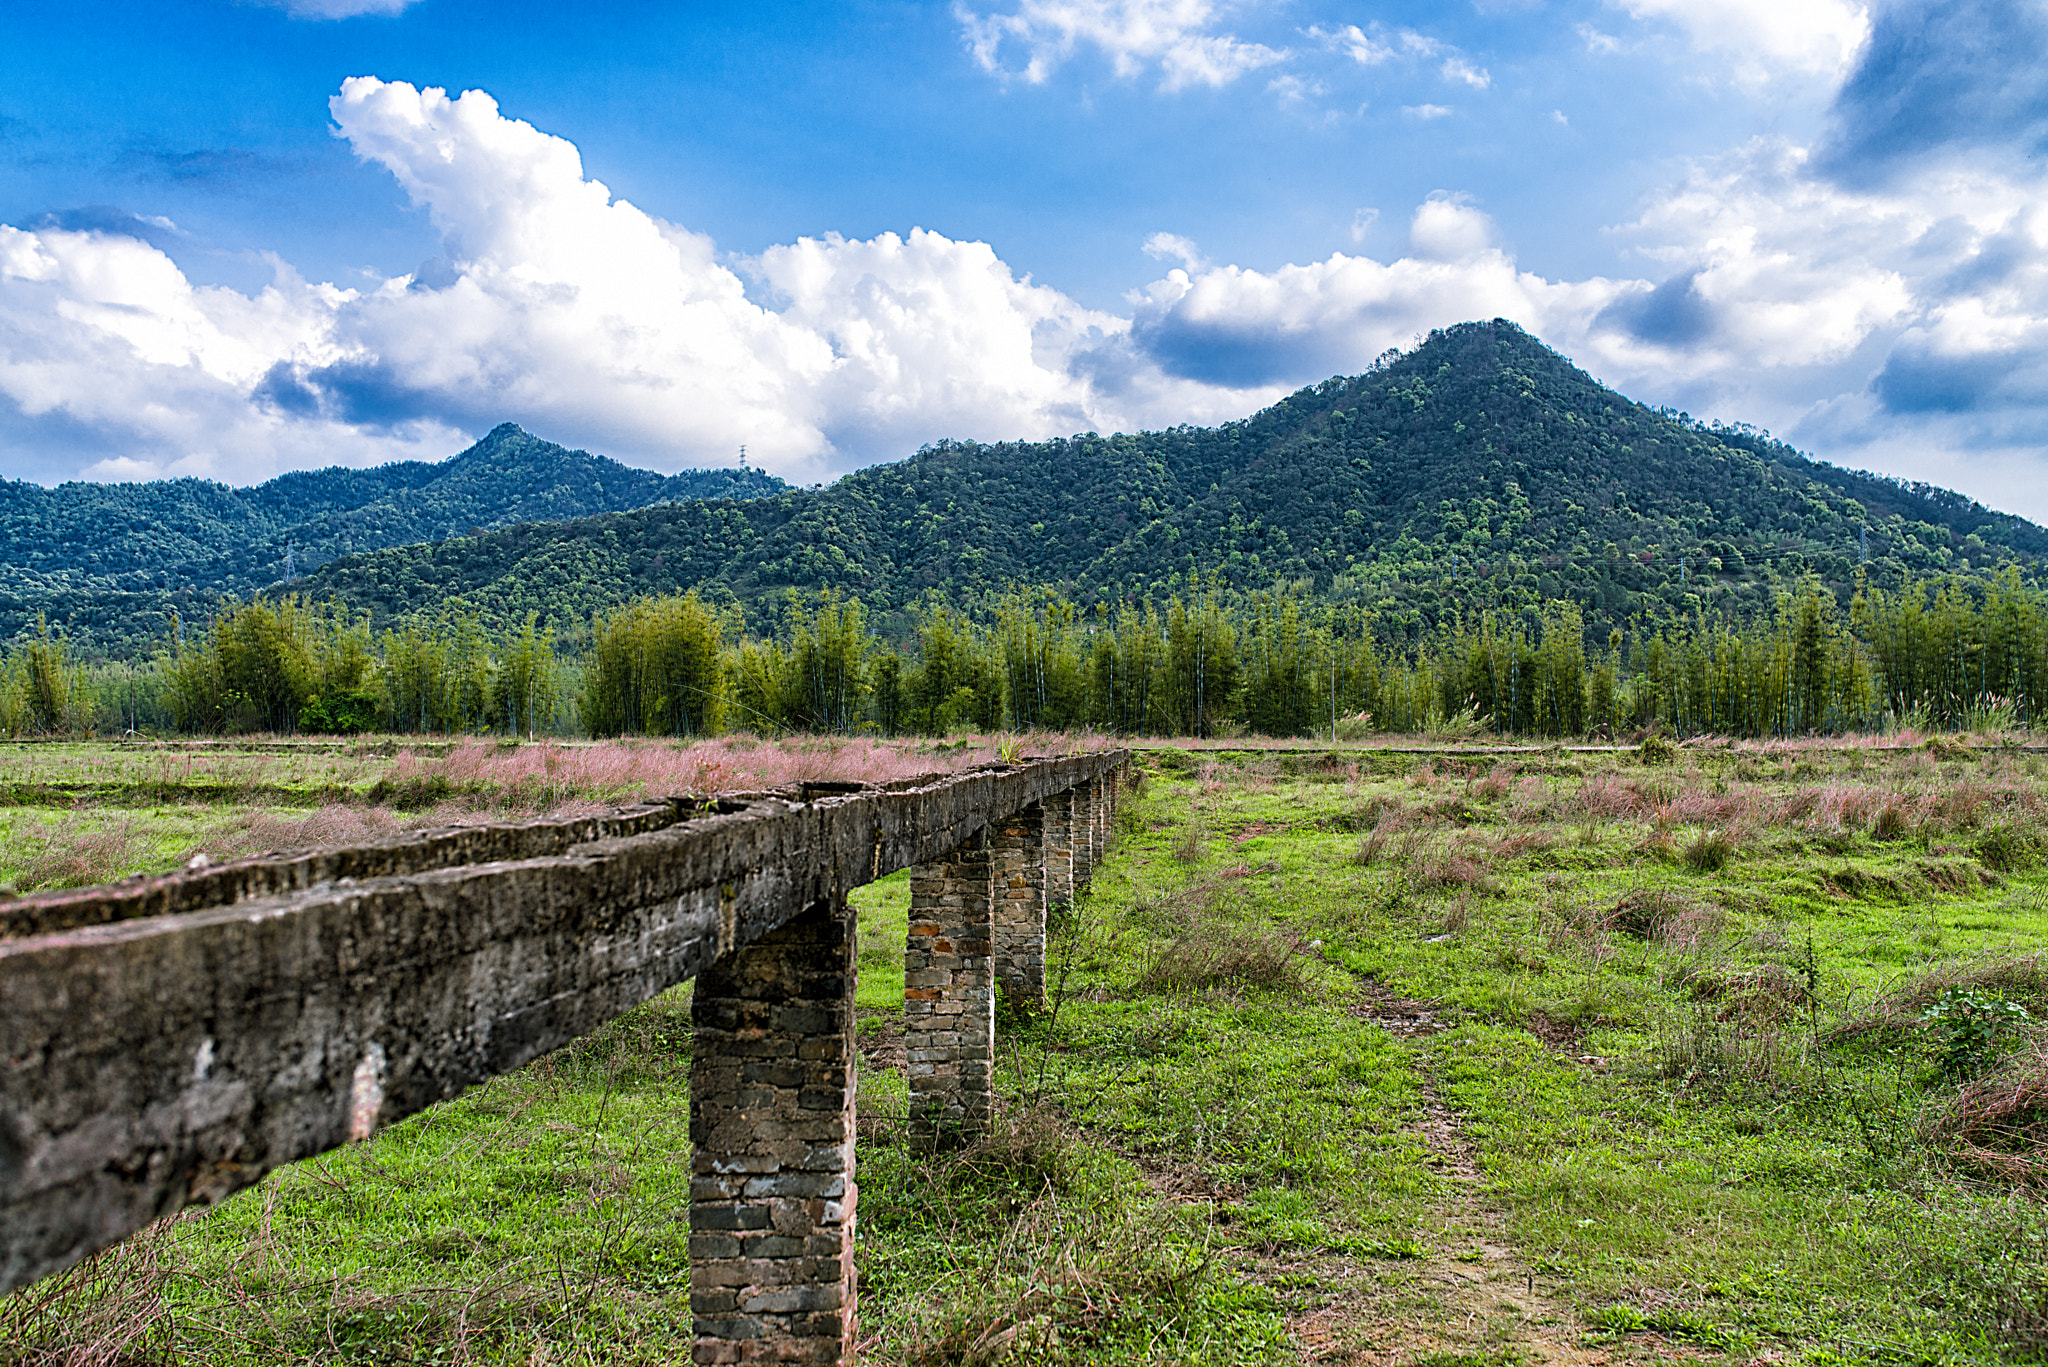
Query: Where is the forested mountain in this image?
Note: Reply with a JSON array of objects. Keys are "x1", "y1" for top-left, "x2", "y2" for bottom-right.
[
  {"x1": 0, "y1": 425, "x2": 788, "y2": 647},
  {"x1": 294, "y1": 321, "x2": 2045, "y2": 646}
]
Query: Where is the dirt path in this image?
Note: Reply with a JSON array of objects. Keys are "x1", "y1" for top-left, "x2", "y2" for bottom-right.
[{"x1": 1278, "y1": 985, "x2": 1611, "y2": 1367}]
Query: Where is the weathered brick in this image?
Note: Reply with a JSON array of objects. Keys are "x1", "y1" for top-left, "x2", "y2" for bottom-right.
[{"x1": 690, "y1": 896, "x2": 858, "y2": 1366}]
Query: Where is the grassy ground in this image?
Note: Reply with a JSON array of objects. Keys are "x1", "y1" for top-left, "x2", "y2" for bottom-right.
[{"x1": 9, "y1": 738, "x2": 2048, "y2": 1364}]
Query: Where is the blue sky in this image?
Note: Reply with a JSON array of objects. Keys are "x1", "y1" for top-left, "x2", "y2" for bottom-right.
[{"x1": 4, "y1": 0, "x2": 2046, "y2": 519}]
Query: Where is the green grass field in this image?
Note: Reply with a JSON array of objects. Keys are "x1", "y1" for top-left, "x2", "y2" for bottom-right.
[{"x1": 9, "y1": 738, "x2": 2048, "y2": 1365}]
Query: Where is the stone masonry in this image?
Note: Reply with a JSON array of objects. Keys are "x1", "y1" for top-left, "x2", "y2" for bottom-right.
[
  {"x1": 1070, "y1": 778, "x2": 1096, "y2": 889},
  {"x1": 1040, "y1": 787, "x2": 1075, "y2": 915},
  {"x1": 989, "y1": 800, "x2": 1047, "y2": 1012},
  {"x1": 690, "y1": 895, "x2": 859, "y2": 1365},
  {"x1": 1097, "y1": 778, "x2": 1114, "y2": 877},
  {"x1": 904, "y1": 830, "x2": 995, "y2": 1148}
]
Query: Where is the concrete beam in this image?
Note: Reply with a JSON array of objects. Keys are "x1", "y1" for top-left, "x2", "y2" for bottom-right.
[{"x1": 0, "y1": 751, "x2": 1126, "y2": 1295}]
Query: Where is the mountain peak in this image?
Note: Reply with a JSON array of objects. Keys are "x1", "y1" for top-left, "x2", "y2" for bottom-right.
[{"x1": 297, "y1": 323, "x2": 2048, "y2": 639}]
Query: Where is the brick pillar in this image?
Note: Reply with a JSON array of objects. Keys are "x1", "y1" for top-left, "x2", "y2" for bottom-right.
[
  {"x1": 1094, "y1": 772, "x2": 1113, "y2": 864},
  {"x1": 1042, "y1": 788, "x2": 1075, "y2": 915},
  {"x1": 1103, "y1": 767, "x2": 1119, "y2": 854},
  {"x1": 990, "y1": 800, "x2": 1047, "y2": 1012},
  {"x1": 905, "y1": 830, "x2": 994, "y2": 1148},
  {"x1": 690, "y1": 897, "x2": 858, "y2": 1366},
  {"x1": 1071, "y1": 780, "x2": 1096, "y2": 889}
]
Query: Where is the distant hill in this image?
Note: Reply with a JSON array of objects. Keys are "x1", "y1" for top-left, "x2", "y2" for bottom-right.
[
  {"x1": 0, "y1": 424, "x2": 788, "y2": 647},
  {"x1": 293, "y1": 321, "x2": 2045, "y2": 645}
]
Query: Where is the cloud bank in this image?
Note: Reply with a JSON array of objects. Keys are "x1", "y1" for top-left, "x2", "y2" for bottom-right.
[{"x1": 5, "y1": 47, "x2": 2048, "y2": 518}]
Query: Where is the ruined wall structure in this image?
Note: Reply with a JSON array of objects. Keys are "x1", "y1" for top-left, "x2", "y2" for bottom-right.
[{"x1": 0, "y1": 751, "x2": 1129, "y2": 1366}]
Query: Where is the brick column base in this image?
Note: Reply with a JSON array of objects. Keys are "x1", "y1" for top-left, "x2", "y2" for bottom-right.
[
  {"x1": 1087, "y1": 775, "x2": 1107, "y2": 881},
  {"x1": 1041, "y1": 788, "x2": 1076, "y2": 919},
  {"x1": 690, "y1": 897, "x2": 857, "y2": 1365},
  {"x1": 1071, "y1": 780, "x2": 1097, "y2": 889},
  {"x1": 991, "y1": 800, "x2": 1047, "y2": 1012},
  {"x1": 905, "y1": 830, "x2": 994, "y2": 1149}
]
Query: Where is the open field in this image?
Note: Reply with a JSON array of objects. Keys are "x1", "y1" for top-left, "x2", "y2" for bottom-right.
[{"x1": 8, "y1": 737, "x2": 2048, "y2": 1365}]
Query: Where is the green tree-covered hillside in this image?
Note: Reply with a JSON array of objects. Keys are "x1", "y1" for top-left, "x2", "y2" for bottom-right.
[
  {"x1": 0, "y1": 424, "x2": 788, "y2": 648},
  {"x1": 299, "y1": 321, "x2": 2046, "y2": 643}
]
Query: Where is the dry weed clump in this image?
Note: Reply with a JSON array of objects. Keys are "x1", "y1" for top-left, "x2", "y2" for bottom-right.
[
  {"x1": 1350, "y1": 828, "x2": 1391, "y2": 866},
  {"x1": 191, "y1": 804, "x2": 410, "y2": 864},
  {"x1": 1137, "y1": 922, "x2": 1307, "y2": 997},
  {"x1": 0, "y1": 1222, "x2": 173, "y2": 1365},
  {"x1": 1975, "y1": 813, "x2": 2046, "y2": 873},
  {"x1": 1683, "y1": 963, "x2": 1814, "y2": 1023},
  {"x1": 941, "y1": 1099, "x2": 1088, "y2": 1198},
  {"x1": 1135, "y1": 880, "x2": 1306, "y2": 996},
  {"x1": 1539, "y1": 876, "x2": 1613, "y2": 961},
  {"x1": 1488, "y1": 830, "x2": 1557, "y2": 864},
  {"x1": 1928, "y1": 781, "x2": 1993, "y2": 832},
  {"x1": 1421, "y1": 793, "x2": 1482, "y2": 826},
  {"x1": 1344, "y1": 800, "x2": 1417, "y2": 865},
  {"x1": 1651, "y1": 1008, "x2": 1812, "y2": 1099},
  {"x1": 1608, "y1": 888, "x2": 1722, "y2": 945},
  {"x1": 1471, "y1": 765, "x2": 1513, "y2": 802},
  {"x1": 1575, "y1": 772, "x2": 1643, "y2": 821},
  {"x1": 1925, "y1": 1043, "x2": 2048, "y2": 1183},
  {"x1": 8, "y1": 821, "x2": 143, "y2": 892},
  {"x1": 1506, "y1": 775, "x2": 1551, "y2": 822},
  {"x1": 1665, "y1": 787, "x2": 1748, "y2": 827},
  {"x1": 903, "y1": 1200, "x2": 1214, "y2": 1367},
  {"x1": 1407, "y1": 838, "x2": 1500, "y2": 897},
  {"x1": 1320, "y1": 793, "x2": 1404, "y2": 833},
  {"x1": 1170, "y1": 819, "x2": 1209, "y2": 866}
]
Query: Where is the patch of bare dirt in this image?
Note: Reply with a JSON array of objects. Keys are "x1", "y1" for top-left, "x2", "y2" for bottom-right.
[
  {"x1": 857, "y1": 1016, "x2": 905, "y2": 1073},
  {"x1": 1276, "y1": 992, "x2": 1624, "y2": 1367},
  {"x1": 1350, "y1": 979, "x2": 1456, "y2": 1039}
]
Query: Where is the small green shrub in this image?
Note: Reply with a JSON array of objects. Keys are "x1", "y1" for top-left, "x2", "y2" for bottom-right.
[
  {"x1": 1975, "y1": 817, "x2": 2044, "y2": 873},
  {"x1": 1638, "y1": 734, "x2": 1679, "y2": 765},
  {"x1": 1682, "y1": 828, "x2": 1736, "y2": 872},
  {"x1": 1920, "y1": 986, "x2": 2033, "y2": 1077}
]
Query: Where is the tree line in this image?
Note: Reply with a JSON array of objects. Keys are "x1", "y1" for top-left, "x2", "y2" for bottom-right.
[{"x1": 3, "y1": 570, "x2": 2046, "y2": 741}]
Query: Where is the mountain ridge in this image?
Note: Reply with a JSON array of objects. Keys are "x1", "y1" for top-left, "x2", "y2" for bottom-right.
[
  {"x1": 0, "y1": 424, "x2": 789, "y2": 646},
  {"x1": 9, "y1": 320, "x2": 2042, "y2": 652},
  {"x1": 293, "y1": 320, "x2": 2046, "y2": 644}
]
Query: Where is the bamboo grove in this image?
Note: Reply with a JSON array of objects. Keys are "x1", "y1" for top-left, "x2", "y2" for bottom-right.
[{"x1": 4, "y1": 570, "x2": 2048, "y2": 740}]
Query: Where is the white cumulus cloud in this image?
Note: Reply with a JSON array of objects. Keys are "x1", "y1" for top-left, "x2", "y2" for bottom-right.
[
  {"x1": 1613, "y1": 0, "x2": 1870, "y2": 81},
  {"x1": 0, "y1": 78, "x2": 1266, "y2": 485}
]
